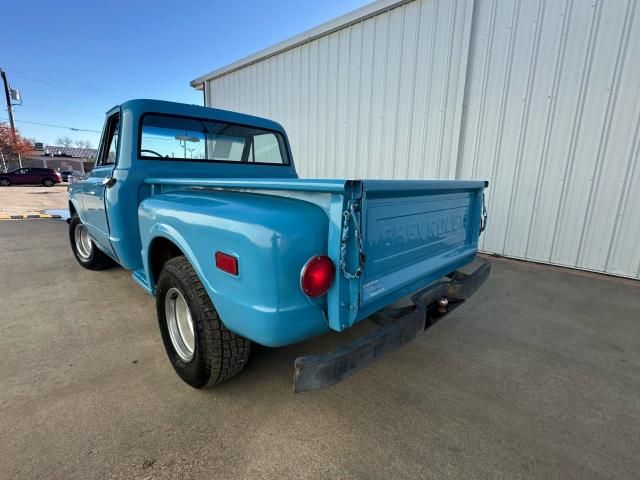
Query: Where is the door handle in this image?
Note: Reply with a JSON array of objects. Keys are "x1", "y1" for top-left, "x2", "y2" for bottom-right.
[{"x1": 102, "y1": 176, "x2": 117, "y2": 188}]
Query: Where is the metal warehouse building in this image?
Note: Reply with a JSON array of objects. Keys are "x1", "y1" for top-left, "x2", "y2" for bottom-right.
[{"x1": 191, "y1": 0, "x2": 640, "y2": 280}]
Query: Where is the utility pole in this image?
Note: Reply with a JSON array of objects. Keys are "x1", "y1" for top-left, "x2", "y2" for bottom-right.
[
  {"x1": 1, "y1": 68, "x2": 22, "y2": 168},
  {"x1": 1, "y1": 69, "x2": 16, "y2": 135}
]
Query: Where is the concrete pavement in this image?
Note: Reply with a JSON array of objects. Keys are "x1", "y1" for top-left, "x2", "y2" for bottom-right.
[
  {"x1": 1, "y1": 220, "x2": 639, "y2": 479},
  {"x1": 0, "y1": 185, "x2": 68, "y2": 217}
]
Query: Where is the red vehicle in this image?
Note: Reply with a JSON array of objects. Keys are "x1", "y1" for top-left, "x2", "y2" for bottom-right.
[{"x1": 0, "y1": 167, "x2": 62, "y2": 187}]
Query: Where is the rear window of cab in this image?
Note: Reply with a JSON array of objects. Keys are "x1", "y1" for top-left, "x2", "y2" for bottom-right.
[{"x1": 138, "y1": 113, "x2": 289, "y2": 165}]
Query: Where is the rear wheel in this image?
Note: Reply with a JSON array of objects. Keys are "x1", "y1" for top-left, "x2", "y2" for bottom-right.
[
  {"x1": 156, "y1": 256, "x2": 251, "y2": 388},
  {"x1": 0, "y1": 178, "x2": 10, "y2": 186},
  {"x1": 68, "y1": 213, "x2": 114, "y2": 270},
  {"x1": 42, "y1": 178, "x2": 54, "y2": 187}
]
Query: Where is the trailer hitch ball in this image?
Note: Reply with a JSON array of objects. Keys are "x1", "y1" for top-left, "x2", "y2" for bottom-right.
[{"x1": 437, "y1": 297, "x2": 449, "y2": 313}]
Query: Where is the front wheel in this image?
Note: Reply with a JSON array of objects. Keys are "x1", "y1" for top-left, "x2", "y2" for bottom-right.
[
  {"x1": 0, "y1": 178, "x2": 10, "y2": 186},
  {"x1": 156, "y1": 256, "x2": 251, "y2": 388},
  {"x1": 68, "y1": 214, "x2": 114, "y2": 270},
  {"x1": 42, "y1": 178, "x2": 54, "y2": 187}
]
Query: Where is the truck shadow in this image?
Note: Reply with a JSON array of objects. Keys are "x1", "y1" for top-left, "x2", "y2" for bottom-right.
[{"x1": 210, "y1": 320, "x2": 381, "y2": 394}]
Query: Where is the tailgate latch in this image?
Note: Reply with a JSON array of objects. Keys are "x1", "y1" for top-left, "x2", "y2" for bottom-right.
[
  {"x1": 479, "y1": 192, "x2": 488, "y2": 235},
  {"x1": 339, "y1": 201, "x2": 366, "y2": 280}
]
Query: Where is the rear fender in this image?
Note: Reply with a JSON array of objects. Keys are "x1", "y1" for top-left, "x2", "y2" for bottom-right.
[
  {"x1": 143, "y1": 223, "x2": 200, "y2": 295},
  {"x1": 138, "y1": 191, "x2": 333, "y2": 346}
]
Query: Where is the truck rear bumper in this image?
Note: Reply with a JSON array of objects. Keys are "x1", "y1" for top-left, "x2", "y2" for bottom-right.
[{"x1": 293, "y1": 259, "x2": 491, "y2": 393}]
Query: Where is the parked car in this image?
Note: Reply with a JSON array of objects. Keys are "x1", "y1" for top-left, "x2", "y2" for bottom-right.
[
  {"x1": 68, "y1": 99, "x2": 490, "y2": 392},
  {"x1": 0, "y1": 167, "x2": 62, "y2": 187},
  {"x1": 66, "y1": 171, "x2": 84, "y2": 185},
  {"x1": 59, "y1": 169, "x2": 77, "y2": 182}
]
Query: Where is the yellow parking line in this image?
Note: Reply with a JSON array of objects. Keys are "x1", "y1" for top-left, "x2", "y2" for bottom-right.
[{"x1": 0, "y1": 213, "x2": 61, "y2": 220}]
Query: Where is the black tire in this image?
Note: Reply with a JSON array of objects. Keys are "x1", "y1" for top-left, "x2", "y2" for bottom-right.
[
  {"x1": 0, "y1": 178, "x2": 10, "y2": 187},
  {"x1": 156, "y1": 256, "x2": 251, "y2": 389},
  {"x1": 68, "y1": 213, "x2": 115, "y2": 270},
  {"x1": 42, "y1": 178, "x2": 54, "y2": 187}
]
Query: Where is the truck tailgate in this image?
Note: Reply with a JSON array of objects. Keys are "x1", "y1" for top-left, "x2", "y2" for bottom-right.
[{"x1": 347, "y1": 180, "x2": 486, "y2": 324}]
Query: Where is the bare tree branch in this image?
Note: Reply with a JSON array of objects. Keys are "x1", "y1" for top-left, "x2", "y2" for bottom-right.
[{"x1": 56, "y1": 136, "x2": 74, "y2": 147}]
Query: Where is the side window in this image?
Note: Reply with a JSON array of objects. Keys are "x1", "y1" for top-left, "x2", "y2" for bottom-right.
[
  {"x1": 252, "y1": 133, "x2": 284, "y2": 164},
  {"x1": 98, "y1": 114, "x2": 119, "y2": 166}
]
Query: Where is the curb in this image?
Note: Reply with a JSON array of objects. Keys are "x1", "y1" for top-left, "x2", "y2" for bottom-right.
[{"x1": 0, "y1": 214, "x2": 62, "y2": 220}]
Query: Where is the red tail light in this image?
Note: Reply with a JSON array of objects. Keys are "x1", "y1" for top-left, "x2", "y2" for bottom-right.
[
  {"x1": 301, "y1": 255, "x2": 335, "y2": 297},
  {"x1": 215, "y1": 251, "x2": 238, "y2": 276}
]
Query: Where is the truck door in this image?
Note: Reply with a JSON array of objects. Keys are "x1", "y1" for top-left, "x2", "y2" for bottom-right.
[{"x1": 81, "y1": 112, "x2": 118, "y2": 257}]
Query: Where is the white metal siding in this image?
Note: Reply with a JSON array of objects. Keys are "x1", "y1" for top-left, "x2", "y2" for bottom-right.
[
  {"x1": 208, "y1": 0, "x2": 474, "y2": 180},
  {"x1": 200, "y1": 0, "x2": 640, "y2": 279},
  {"x1": 458, "y1": 0, "x2": 640, "y2": 278}
]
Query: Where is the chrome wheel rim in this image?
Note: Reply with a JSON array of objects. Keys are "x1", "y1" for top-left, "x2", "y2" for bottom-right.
[
  {"x1": 0, "y1": 179, "x2": 9, "y2": 186},
  {"x1": 44, "y1": 179, "x2": 53, "y2": 186},
  {"x1": 165, "y1": 287, "x2": 195, "y2": 362},
  {"x1": 74, "y1": 223, "x2": 93, "y2": 259}
]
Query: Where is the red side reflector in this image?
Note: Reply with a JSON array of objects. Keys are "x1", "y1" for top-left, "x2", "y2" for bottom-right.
[
  {"x1": 300, "y1": 255, "x2": 335, "y2": 297},
  {"x1": 215, "y1": 251, "x2": 238, "y2": 276}
]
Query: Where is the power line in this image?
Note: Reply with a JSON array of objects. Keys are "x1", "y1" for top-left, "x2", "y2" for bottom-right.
[
  {"x1": 1, "y1": 117, "x2": 206, "y2": 139},
  {"x1": 18, "y1": 104, "x2": 104, "y2": 120},
  {"x1": 8, "y1": 69, "x2": 126, "y2": 99},
  {"x1": 1, "y1": 117, "x2": 181, "y2": 139},
  {"x1": 0, "y1": 116, "x2": 101, "y2": 133},
  {"x1": 11, "y1": 75, "x2": 122, "y2": 100}
]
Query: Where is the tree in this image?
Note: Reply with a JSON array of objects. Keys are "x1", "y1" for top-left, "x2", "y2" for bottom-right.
[
  {"x1": 0, "y1": 122, "x2": 33, "y2": 172},
  {"x1": 56, "y1": 136, "x2": 74, "y2": 147},
  {"x1": 74, "y1": 139, "x2": 93, "y2": 149}
]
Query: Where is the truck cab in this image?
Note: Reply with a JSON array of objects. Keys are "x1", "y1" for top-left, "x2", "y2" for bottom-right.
[{"x1": 69, "y1": 99, "x2": 489, "y2": 392}]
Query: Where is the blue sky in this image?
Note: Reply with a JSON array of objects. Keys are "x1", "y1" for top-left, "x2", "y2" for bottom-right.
[{"x1": 2, "y1": 0, "x2": 370, "y2": 148}]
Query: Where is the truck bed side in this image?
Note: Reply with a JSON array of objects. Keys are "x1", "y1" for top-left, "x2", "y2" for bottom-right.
[
  {"x1": 138, "y1": 189, "x2": 333, "y2": 347},
  {"x1": 140, "y1": 178, "x2": 486, "y2": 344}
]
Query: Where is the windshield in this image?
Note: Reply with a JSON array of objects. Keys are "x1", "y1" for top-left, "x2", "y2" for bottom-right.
[{"x1": 139, "y1": 113, "x2": 289, "y2": 165}]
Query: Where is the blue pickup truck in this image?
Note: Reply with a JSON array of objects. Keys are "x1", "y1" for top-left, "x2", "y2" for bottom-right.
[{"x1": 68, "y1": 99, "x2": 489, "y2": 392}]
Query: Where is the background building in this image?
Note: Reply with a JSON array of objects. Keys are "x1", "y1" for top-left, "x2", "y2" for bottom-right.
[
  {"x1": 191, "y1": 0, "x2": 640, "y2": 280},
  {"x1": 22, "y1": 146, "x2": 97, "y2": 173}
]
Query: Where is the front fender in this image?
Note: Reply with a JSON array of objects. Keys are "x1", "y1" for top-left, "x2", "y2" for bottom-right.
[
  {"x1": 138, "y1": 190, "x2": 333, "y2": 347},
  {"x1": 68, "y1": 191, "x2": 84, "y2": 223}
]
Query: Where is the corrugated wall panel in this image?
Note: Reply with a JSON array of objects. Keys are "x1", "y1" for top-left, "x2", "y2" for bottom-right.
[
  {"x1": 457, "y1": 0, "x2": 640, "y2": 279},
  {"x1": 206, "y1": 0, "x2": 473, "y2": 180},
  {"x1": 202, "y1": 0, "x2": 640, "y2": 279},
  {"x1": 572, "y1": 0, "x2": 640, "y2": 274}
]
